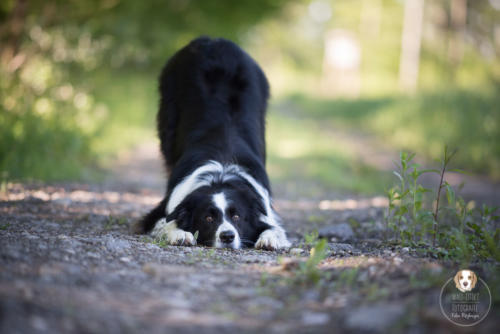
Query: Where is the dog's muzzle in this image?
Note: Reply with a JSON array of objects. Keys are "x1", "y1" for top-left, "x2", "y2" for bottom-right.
[
  {"x1": 219, "y1": 230, "x2": 235, "y2": 244},
  {"x1": 215, "y1": 224, "x2": 240, "y2": 249}
]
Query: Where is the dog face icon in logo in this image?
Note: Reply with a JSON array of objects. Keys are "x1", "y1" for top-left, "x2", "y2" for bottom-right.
[{"x1": 454, "y1": 270, "x2": 478, "y2": 292}]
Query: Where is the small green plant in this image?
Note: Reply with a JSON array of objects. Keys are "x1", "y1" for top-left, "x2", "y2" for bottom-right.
[
  {"x1": 386, "y1": 147, "x2": 500, "y2": 261},
  {"x1": 260, "y1": 271, "x2": 269, "y2": 286},
  {"x1": 104, "y1": 216, "x2": 128, "y2": 230},
  {"x1": 432, "y1": 146, "x2": 458, "y2": 246},
  {"x1": 0, "y1": 171, "x2": 8, "y2": 193},
  {"x1": 292, "y1": 238, "x2": 329, "y2": 286},
  {"x1": 386, "y1": 151, "x2": 435, "y2": 244},
  {"x1": 336, "y1": 267, "x2": 359, "y2": 289},
  {"x1": 152, "y1": 238, "x2": 169, "y2": 248},
  {"x1": 303, "y1": 229, "x2": 319, "y2": 248},
  {"x1": 447, "y1": 203, "x2": 500, "y2": 262},
  {"x1": 140, "y1": 236, "x2": 152, "y2": 243},
  {"x1": 0, "y1": 223, "x2": 10, "y2": 230}
]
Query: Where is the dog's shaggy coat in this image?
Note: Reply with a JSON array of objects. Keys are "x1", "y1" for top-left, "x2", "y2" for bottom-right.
[{"x1": 137, "y1": 37, "x2": 289, "y2": 250}]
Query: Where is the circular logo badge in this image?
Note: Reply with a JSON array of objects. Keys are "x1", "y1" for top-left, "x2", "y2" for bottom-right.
[{"x1": 439, "y1": 270, "x2": 491, "y2": 326}]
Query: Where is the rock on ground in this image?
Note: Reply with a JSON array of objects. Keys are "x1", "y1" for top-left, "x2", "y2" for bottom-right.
[{"x1": 318, "y1": 223, "x2": 355, "y2": 241}]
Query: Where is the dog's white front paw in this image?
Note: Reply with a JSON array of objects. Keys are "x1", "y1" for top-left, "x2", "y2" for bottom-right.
[
  {"x1": 166, "y1": 229, "x2": 196, "y2": 246},
  {"x1": 151, "y1": 218, "x2": 196, "y2": 246},
  {"x1": 255, "y1": 229, "x2": 290, "y2": 250}
]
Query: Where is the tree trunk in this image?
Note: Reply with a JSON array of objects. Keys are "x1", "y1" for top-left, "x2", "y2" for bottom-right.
[
  {"x1": 398, "y1": 0, "x2": 425, "y2": 93},
  {"x1": 448, "y1": 0, "x2": 467, "y2": 67},
  {"x1": 0, "y1": 0, "x2": 28, "y2": 67}
]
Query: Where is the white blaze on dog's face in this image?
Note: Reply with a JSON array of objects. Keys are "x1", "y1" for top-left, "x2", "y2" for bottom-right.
[
  {"x1": 212, "y1": 192, "x2": 241, "y2": 249},
  {"x1": 160, "y1": 161, "x2": 291, "y2": 249},
  {"x1": 164, "y1": 185, "x2": 255, "y2": 248},
  {"x1": 454, "y1": 270, "x2": 478, "y2": 292}
]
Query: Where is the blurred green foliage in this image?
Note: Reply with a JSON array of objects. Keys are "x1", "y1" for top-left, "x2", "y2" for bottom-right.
[
  {"x1": 248, "y1": 0, "x2": 500, "y2": 95},
  {"x1": 289, "y1": 86, "x2": 500, "y2": 179},
  {"x1": 0, "y1": 0, "x2": 288, "y2": 181},
  {"x1": 1, "y1": 0, "x2": 499, "y2": 190},
  {"x1": 267, "y1": 103, "x2": 391, "y2": 194}
]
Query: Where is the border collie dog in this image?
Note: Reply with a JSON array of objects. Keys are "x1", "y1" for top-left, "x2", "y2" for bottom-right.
[{"x1": 137, "y1": 37, "x2": 290, "y2": 250}]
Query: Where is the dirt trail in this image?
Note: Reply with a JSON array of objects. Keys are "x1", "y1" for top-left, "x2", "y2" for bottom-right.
[{"x1": 0, "y1": 142, "x2": 498, "y2": 333}]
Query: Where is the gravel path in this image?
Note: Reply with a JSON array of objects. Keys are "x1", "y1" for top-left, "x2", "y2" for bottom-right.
[{"x1": 1, "y1": 142, "x2": 498, "y2": 333}]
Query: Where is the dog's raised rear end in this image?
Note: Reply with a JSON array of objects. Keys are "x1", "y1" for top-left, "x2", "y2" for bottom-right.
[{"x1": 138, "y1": 37, "x2": 290, "y2": 250}]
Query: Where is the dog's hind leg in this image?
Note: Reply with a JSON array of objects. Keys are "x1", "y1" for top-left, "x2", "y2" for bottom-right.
[{"x1": 134, "y1": 198, "x2": 167, "y2": 234}]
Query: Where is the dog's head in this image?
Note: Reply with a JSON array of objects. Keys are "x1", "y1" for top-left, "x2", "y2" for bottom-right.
[
  {"x1": 454, "y1": 270, "x2": 478, "y2": 292},
  {"x1": 167, "y1": 181, "x2": 268, "y2": 249}
]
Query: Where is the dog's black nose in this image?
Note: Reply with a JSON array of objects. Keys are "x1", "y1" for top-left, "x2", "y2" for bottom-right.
[
  {"x1": 463, "y1": 282, "x2": 468, "y2": 286},
  {"x1": 220, "y1": 230, "x2": 235, "y2": 244}
]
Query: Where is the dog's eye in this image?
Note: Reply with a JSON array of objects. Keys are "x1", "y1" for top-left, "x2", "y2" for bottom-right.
[
  {"x1": 232, "y1": 214, "x2": 240, "y2": 221},
  {"x1": 205, "y1": 216, "x2": 213, "y2": 223},
  {"x1": 459, "y1": 276, "x2": 463, "y2": 279}
]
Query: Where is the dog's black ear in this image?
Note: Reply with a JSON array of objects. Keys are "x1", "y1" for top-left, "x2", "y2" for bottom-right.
[{"x1": 166, "y1": 206, "x2": 191, "y2": 230}]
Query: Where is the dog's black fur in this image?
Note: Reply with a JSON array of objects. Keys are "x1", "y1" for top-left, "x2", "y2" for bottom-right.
[{"x1": 137, "y1": 37, "x2": 275, "y2": 246}]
